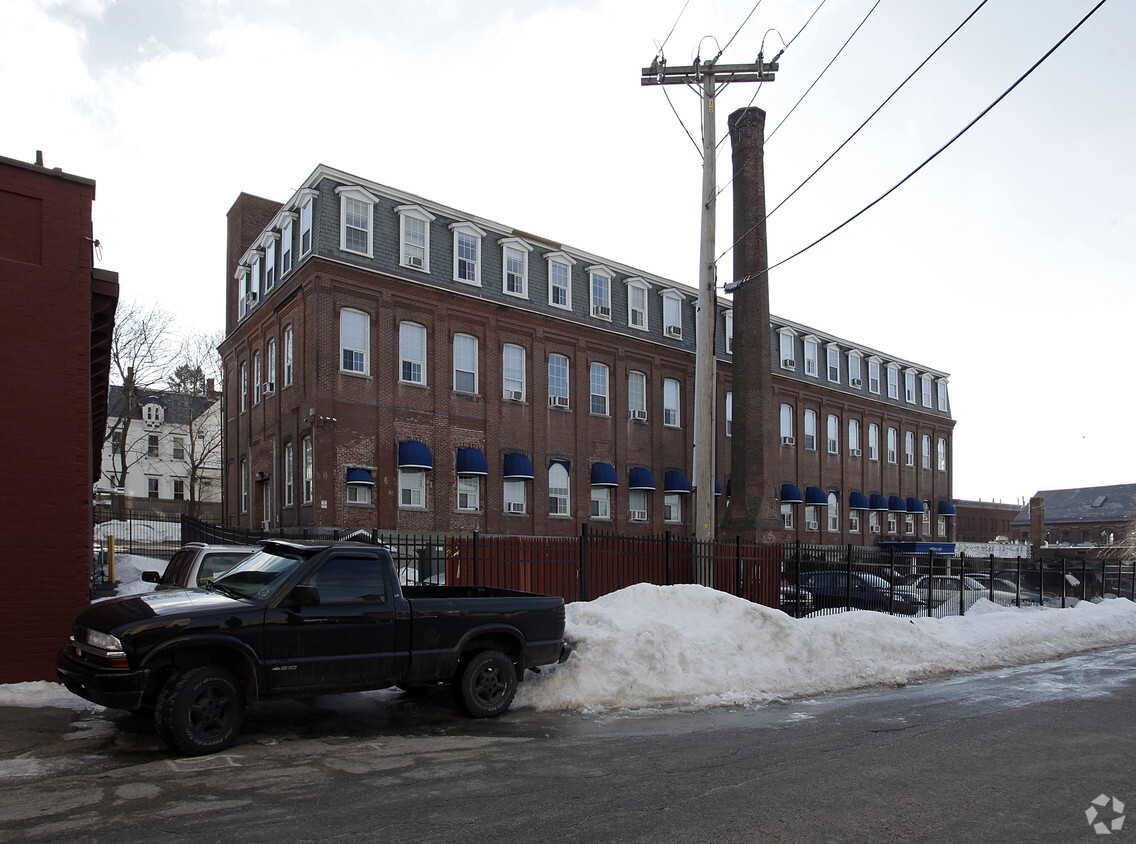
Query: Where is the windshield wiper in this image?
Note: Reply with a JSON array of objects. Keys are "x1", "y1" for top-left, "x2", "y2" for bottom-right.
[{"x1": 211, "y1": 582, "x2": 244, "y2": 600}]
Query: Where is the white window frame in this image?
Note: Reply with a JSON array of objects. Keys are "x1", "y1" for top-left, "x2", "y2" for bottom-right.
[
  {"x1": 284, "y1": 441, "x2": 294, "y2": 507},
  {"x1": 781, "y1": 503, "x2": 794, "y2": 529},
  {"x1": 664, "y1": 492, "x2": 682, "y2": 523},
  {"x1": 347, "y1": 480, "x2": 372, "y2": 505},
  {"x1": 921, "y1": 374, "x2": 933, "y2": 408},
  {"x1": 887, "y1": 427, "x2": 898, "y2": 464},
  {"x1": 780, "y1": 404, "x2": 794, "y2": 442},
  {"x1": 868, "y1": 357, "x2": 882, "y2": 394},
  {"x1": 548, "y1": 463, "x2": 570, "y2": 516},
  {"x1": 240, "y1": 362, "x2": 248, "y2": 413},
  {"x1": 725, "y1": 392, "x2": 733, "y2": 438},
  {"x1": 724, "y1": 310, "x2": 734, "y2": 355},
  {"x1": 399, "y1": 469, "x2": 426, "y2": 509},
  {"x1": 400, "y1": 322, "x2": 427, "y2": 386},
  {"x1": 626, "y1": 278, "x2": 649, "y2": 330},
  {"x1": 503, "y1": 343, "x2": 525, "y2": 400},
  {"x1": 590, "y1": 362, "x2": 609, "y2": 416},
  {"x1": 253, "y1": 351, "x2": 262, "y2": 405},
  {"x1": 590, "y1": 485, "x2": 611, "y2": 520},
  {"x1": 500, "y1": 237, "x2": 531, "y2": 299},
  {"x1": 662, "y1": 291, "x2": 683, "y2": 339},
  {"x1": 453, "y1": 333, "x2": 478, "y2": 394},
  {"x1": 630, "y1": 489, "x2": 648, "y2": 521},
  {"x1": 868, "y1": 423, "x2": 879, "y2": 461},
  {"x1": 451, "y1": 221, "x2": 486, "y2": 286},
  {"x1": 267, "y1": 338, "x2": 276, "y2": 391},
  {"x1": 779, "y1": 328, "x2": 797, "y2": 369},
  {"x1": 302, "y1": 436, "x2": 313, "y2": 504},
  {"x1": 803, "y1": 335, "x2": 819, "y2": 377},
  {"x1": 849, "y1": 509, "x2": 861, "y2": 533},
  {"x1": 905, "y1": 368, "x2": 917, "y2": 404},
  {"x1": 298, "y1": 189, "x2": 317, "y2": 257},
  {"x1": 548, "y1": 353, "x2": 569, "y2": 406},
  {"x1": 628, "y1": 370, "x2": 647, "y2": 419},
  {"x1": 546, "y1": 251, "x2": 575, "y2": 310},
  {"x1": 827, "y1": 414, "x2": 839, "y2": 454},
  {"x1": 587, "y1": 265, "x2": 612, "y2": 319},
  {"x1": 869, "y1": 511, "x2": 880, "y2": 534},
  {"x1": 283, "y1": 325, "x2": 294, "y2": 387},
  {"x1": 457, "y1": 475, "x2": 480, "y2": 512},
  {"x1": 887, "y1": 364, "x2": 900, "y2": 399},
  {"x1": 827, "y1": 492, "x2": 839, "y2": 533},
  {"x1": 848, "y1": 351, "x2": 862, "y2": 386},
  {"x1": 279, "y1": 212, "x2": 296, "y2": 275},
  {"x1": 263, "y1": 235, "x2": 277, "y2": 292},
  {"x1": 237, "y1": 266, "x2": 249, "y2": 320},
  {"x1": 922, "y1": 434, "x2": 932, "y2": 469},
  {"x1": 826, "y1": 343, "x2": 840, "y2": 383},
  {"x1": 249, "y1": 251, "x2": 262, "y2": 302},
  {"x1": 849, "y1": 418, "x2": 861, "y2": 454},
  {"x1": 503, "y1": 478, "x2": 526, "y2": 514},
  {"x1": 937, "y1": 379, "x2": 949, "y2": 412},
  {"x1": 663, "y1": 378, "x2": 680, "y2": 428},
  {"x1": 336, "y1": 185, "x2": 378, "y2": 257},
  {"x1": 804, "y1": 409, "x2": 817, "y2": 451},
  {"x1": 396, "y1": 204, "x2": 434, "y2": 272},
  {"x1": 937, "y1": 438, "x2": 947, "y2": 472},
  {"x1": 239, "y1": 461, "x2": 247, "y2": 512},
  {"x1": 905, "y1": 431, "x2": 915, "y2": 466},
  {"x1": 340, "y1": 308, "x2": 370, "y2": 376}
]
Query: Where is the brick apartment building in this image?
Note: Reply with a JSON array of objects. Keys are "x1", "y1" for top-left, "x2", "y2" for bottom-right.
[
  {"x1": 1012, "y1": 485, "x2": 1136, "y2": 548},
  {"x1": 0, "y1": 153, "x2": 118, "y2": 682},
  {"x1": 953, "y1": 499, "x2": 1025, "y2": 543},
  {"x1": 219, "y1": 159, "x2": 955, "y2": 545}
]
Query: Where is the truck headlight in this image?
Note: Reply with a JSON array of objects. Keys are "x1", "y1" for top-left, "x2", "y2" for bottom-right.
[{"x1": 87, "y1": 629, "x2": 123, "y2": 652}]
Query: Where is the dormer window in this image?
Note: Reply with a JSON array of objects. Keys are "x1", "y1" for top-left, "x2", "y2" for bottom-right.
[
  {"x1": 626, "y1": 278, "x2": 649, "y2": 330},
  {"x1": 546, "y1": 251, "x2": 575, "y2": 310},
  {"x1": 336, "y1": 185, "x2": 378, "y2": 257},
  {"x1": 587, "y1": 265, "x2": 612, "y2": 319},
  {"x1": 662, "y1": 291, "x2": 683, "y2": 339},
  {"x1": 451, "y1": 221, "x2": 487, "y2": 285},
  {"x1": 396, "y1": 204, "x2": 435, "y2": 272},
  {"x1": 500, "y1": 237, "x2": 532, "y2": 298},
  {"x1": 142, "y1": 402, "x2": 164, "y2": 429},
  {"x1": 724, "y1": 310, "x2": 734, "y2": 354}
]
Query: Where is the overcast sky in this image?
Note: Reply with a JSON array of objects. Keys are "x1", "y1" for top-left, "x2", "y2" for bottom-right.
[{"x1": 5, "y1": 0, "x2": 1132, "y2": 507}]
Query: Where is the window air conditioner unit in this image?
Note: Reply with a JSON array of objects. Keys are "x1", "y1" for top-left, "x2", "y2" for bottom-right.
[
  {"x1": 592, "y1": 305, "x2": 610, "y2": 318},
  {"x1": 782, "y1": 359, "x2": 795, "y2": 368},
  {"x1": 666, "y1": 325, "x2": 682, "y2": 338},
  {"x1": 263, "y1": 381, "x2": 275, "y2": 395},
  {"x1": 806, "y1": 521, "x2": 819, "y2": 531},
  {"x1": 506, "y1": 390, "x2": 523, "y2": 402},
  {"x1": 507, "y1": 502, "x2": 526, "y2": 514},
  {"x1": 549, "y1": 395, "x2": 569, "y2": 409},
  {"x1": 851, "y1": 378, "x2": 863, "y2": 388},
  {"x1": 261, "y1": 520, "x2": 271, "y2": 531},
  {"x1": 870, "y1": 525, "x2": 881, "y2": 534},
  {"x1": 406, "y1": 255, "x2": 423, "y2": 268},
  {"x1": 781, "y1": 436, "x2": 795, "y2": 446},
  {"x1": 630, "y1": 409, "x2": 647, "y2": 422},
  {"x1": 630, "y1": 510, "x2": 647, "y2": 522},
  {"x1": 851, "y1": 448, "x2": 862, "y2": 458},
  {"x1": 245, "y1": 291, "x2": 258, "y2": 307}
]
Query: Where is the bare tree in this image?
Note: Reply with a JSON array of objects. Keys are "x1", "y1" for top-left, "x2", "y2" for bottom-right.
[
  {"x1": 166, "y1": 330, "x2": 224, "y2": 517},
  {"x1": 102, "y1": 299, "x2": 177, "y2": 507}
]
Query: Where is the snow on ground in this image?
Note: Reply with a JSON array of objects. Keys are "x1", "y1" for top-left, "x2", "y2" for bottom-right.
[{"x1": 6, "y1": 563, "x2": 1136, "y2": 717}]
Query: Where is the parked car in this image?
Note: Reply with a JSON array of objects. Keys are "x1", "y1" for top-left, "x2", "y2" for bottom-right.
[
  {"x1": 779, "y1": 581, "x2": 814, "y2": 617},
  {"x1": 799, "y1": 570, "x2": 923, "y2": 616},
  {"x1": 140, "y1": 543, "x2": 259, "y2": 590},
  {"x1": 899, "y1": 574, "x2": 1016, "y2": 610},
  {"x1": 968, "y1": 573, "x2": 1043, "y2": 606},
  {"x1": 58, "y1": 539, "x2": 572, "y2": 755}
]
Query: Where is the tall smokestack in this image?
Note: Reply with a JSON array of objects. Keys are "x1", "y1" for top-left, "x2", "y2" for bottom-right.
[{"x1": 722, "y1": 107, "x2": 782, "y2": 540}]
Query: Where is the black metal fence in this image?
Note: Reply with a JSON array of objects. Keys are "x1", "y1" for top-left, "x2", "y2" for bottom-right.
[{"x1": 95, "y1": 514, "x2": 1136, "y2": 617}]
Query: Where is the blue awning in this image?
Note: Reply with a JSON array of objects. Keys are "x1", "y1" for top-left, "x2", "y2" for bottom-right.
[
  {"x1": 780, "y1": 483, "x2": 803, "y2": 503},
  {"x1": 849, "y1": 491, "x2": 870, "y2": 510},
  {"x1": 346, "y1": 468, "x2": 374, "y2": 486},
  {"x1": 503, "y1": 453, "x2": 534, "y2": 479},
  {"x1": 628, "y1": 467, "x2": 656, "y2": 490},
  {"x1": 398, "y1": 441, "x2": 433, "y2": 470},
  {"x1": 664, "y1": 471, "x2": 691, "y2": 494},
  {"x1": 549, "y1": 458, "x2": 570, "y2": 471},
  {"x1": 937, "y1": 500, "x2": 957, "y2": 516},
  {"x1": 456, "y1": 448, "x2": 488, "y2": 476},
  {"x1": 888, "y1": 495, "x2": 907, "y2": 512},
  {"x1": 906, "y1": 497, "x2": 925, "y2": 513},
  {"x1": 590, "y1": 462, "x2": 618, "y2": 487},
  {"x1": 805, "y1": 486, "x2": 828, "y2": 505},
  {"x1": 714, "y1": 478, "x2": 722, "y2": 497},
  {"x1": 869, "y1": 494, "x2": 890, "y2": 511},
  {"x1": 880, "y1": 542, "x2": 957, "y2": 555}
]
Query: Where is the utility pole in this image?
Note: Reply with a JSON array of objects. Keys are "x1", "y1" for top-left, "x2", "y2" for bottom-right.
[{"x1": 641, "y1": 56, "x2": 776, "y2": 572}]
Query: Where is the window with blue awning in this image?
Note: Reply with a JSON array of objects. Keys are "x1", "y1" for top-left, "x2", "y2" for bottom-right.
[
  {"x1": 456, "y1": 448, "x2": 488, "y2": 476},
  {"x1": 398, "y1": 441, "x2": 433, "y2": 470},
  {"x1": 937, "y1": 500, "x2": 957, "y2": 516},
  {"x1": 805, "y1": 486, "x2": 828, "y2": 505},
  {"x1": 503, "y1": 453, "x2": 534, "y2": 479},
  {"x1": 346, "y1": 468, "x2": 374, "y2": 486},
  {"x1": 869, "y1": 494, "x2": 889, "y2": 511},
  {"x1": 888, "y1": 495, "x2": 907, "y2": 512},
  {"x1": 590, "y1": 462, "x2": 617, "y2": 487},
  {"x1": 664, "y1": 471, "x2": 690, "y2": 494},
  {"x1": 905, "y1": 498, "x2": 925, "y2": 513},
  {"x1": 849, "y1": 491, "x2": 870, "y2": 510},
  {"x1": 628, "y1": 467, "x2": 656, "y2": 490},
  {"x1": 780, "y1": 483, "x2": 803, "y2": 503}
]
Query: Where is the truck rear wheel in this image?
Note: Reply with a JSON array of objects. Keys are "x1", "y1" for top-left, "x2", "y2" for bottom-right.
[
  {"x1": 155, "y1": 666, "x2": 245, "y2": 756},
  {"x1": 456, "y1": 649, "x2": 517, "y2": 718}
]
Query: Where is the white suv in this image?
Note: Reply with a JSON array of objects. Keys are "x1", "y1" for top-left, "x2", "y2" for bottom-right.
[{"x1": 141, "y1": 543, "x2": 259, "y2": 591}]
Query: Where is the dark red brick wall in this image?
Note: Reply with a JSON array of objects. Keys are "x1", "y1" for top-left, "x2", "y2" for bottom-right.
[{"x1": 0, "y1": 159, "x2": 98, "y2": 682}]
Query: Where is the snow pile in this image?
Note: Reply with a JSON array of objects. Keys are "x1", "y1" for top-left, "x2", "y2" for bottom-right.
[
  {"x1": 0, "y1": 681, "x2": 99, "y2": 711},
  {"x1": 516, "y1": 584, "x2": 1136, "y2": 713}
]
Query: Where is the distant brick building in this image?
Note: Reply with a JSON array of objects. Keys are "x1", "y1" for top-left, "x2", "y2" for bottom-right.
[
  {"x1": 0, "y1": 153, "x2": 118, "y2": 683},
  {"x1": 954, "y1": 500, "x2": 1024, "y2": 542},
  {"x1": 1011, "y1": 485, "x2": 1136, "y2": 548},
  {"x1": 219, "y1": 163, "x2": 955, "y2": 543}
]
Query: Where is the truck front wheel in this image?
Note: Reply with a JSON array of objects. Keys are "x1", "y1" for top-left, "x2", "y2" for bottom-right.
[
  {"x1": 155, "y1": 666, "x2": 245, "y2": 756},
  {"x1": 456, "y1": 649, "x2": 517, "y2": 718}
]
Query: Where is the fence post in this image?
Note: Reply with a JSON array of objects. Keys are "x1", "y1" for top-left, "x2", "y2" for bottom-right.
[
  {"x1": 736, "y1": 535, "x2": 744, "y2": 600},
  {"x1": 988, "y1": 554, "x2": 995, "y2": 604},
  {"x1": 1082, "y1": 558, "x2": 1088, "y2": 601},
  {"x1": 1060, "y1": 557, "x2": 1067, "y2": 608},
  {"x1": 472, "y1": 530, "x2": 480, "y2": 586},
  {"x1": 664, "y1": 530, "x2": 673, "y2": 586},
  {"x1": 580, "y1": 523, "x2": 590, "y2": 602}
]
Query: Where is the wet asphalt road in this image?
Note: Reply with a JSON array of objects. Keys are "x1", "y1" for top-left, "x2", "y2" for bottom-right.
[{"x1": 3, "y1": 644, "x2": 1136, "y2": 843}]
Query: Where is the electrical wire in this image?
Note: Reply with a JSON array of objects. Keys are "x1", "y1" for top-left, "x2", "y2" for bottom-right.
[
  {"x1": 664, "y1": 84, "x2": 704, "y2": 158},
  {"x1": 715, "y1": 0, "x2": 764, "y2": 63},
  {"x1": 657, "y1": 0, "x2": 692, "y2": 55},
  {"x1": 723, "y1": 0, "x2": 1111, "y2": 290}
]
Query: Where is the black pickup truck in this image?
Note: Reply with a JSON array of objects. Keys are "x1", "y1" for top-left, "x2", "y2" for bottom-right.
[{"x1": 58, "y1": 539, "x2": 572, "y2": 755}]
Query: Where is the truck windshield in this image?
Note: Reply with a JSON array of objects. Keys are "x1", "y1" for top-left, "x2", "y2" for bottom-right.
[{"x1": 213, "y1": 548, "x2": 307, "y2": 601}]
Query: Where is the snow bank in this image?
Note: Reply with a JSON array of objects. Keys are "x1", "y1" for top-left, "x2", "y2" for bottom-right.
[{"x1": 516, "y1": 584, "x2": 1136, "y2": 713}]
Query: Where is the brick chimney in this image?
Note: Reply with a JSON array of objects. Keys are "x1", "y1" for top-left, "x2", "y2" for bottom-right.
[
  {"x1": 721, "y1": 107, "x2": 783, "y2": 541},
  {"x1": 1030, "y1": 496, "x2": 1046, "y2": 559}
]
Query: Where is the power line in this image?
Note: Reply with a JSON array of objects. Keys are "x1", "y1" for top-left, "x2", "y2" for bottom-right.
[
  {"x1": 657, "y1": 0, "x2": 692, "y2": 54},
  {"x1": 723, "y1": 0, "x2": 1112, "y2": 293},
  {"x1": 722, "y1": 0, "x2": 990, "y2": 253},
  {"x1": 715, "y1": 0, "x2": 764, "y2": 63}
]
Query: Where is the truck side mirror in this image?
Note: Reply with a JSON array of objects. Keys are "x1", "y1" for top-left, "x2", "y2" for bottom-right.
[
  {"x1": 141, "y1": 571, "x2": 160, "y2": 583},
  {"x1": 289, "y1": 584, "x2": 320, "y2": 607}
]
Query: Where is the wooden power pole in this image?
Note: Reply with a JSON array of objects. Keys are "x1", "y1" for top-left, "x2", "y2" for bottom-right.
[{"x1": 641, "y1": 55, "x2": 777, "y2": 574}]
